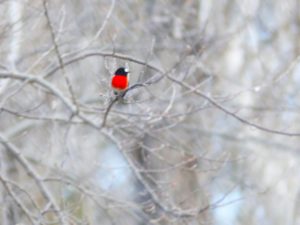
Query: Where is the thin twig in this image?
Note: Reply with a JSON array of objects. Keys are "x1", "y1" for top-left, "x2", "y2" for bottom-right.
[
  {"x1": 101, "y1": 96, "x2": 118, "y2": 127},
  {"x1": 102, "y1": 131, "x2": 197, "y2": 218},
  {"x1": 0, "y1": 71, "x2": 103, "y2": 131},
  {"x1": 42, "y1": 0, "x2": 78, "y2": 113},
  {"x1": 1, "y1": 107, "x2": 80, "y2": 124},
  {"x1": 0, "y1": 175, "x2": 38, "y2": 225},
  {"x1": 101, "y1": 83, "x2": 146, "y2": 127}
]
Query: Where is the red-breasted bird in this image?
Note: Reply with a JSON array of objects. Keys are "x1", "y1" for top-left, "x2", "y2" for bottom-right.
[{"x1": 111, "y1": 67, "x2": 129, "y2": 95}]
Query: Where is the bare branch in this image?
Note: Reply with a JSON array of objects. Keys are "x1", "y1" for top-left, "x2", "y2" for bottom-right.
[
  {"x1": 44, "y1": 50, "x2": 164, "y2": 78},
  {"x1": 0, "y1": 133, "x2": 67, "y2": 225},
  {"x1": 166, "y1": 74, "x2": 300, "y2": 137}
]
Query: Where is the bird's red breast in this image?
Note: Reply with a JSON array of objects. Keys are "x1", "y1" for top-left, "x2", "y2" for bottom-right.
[{"x1": 111, "y1": 75, "x2": 129, "y2": 90}]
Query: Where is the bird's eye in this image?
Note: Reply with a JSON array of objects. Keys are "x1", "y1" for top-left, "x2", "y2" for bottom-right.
[{"x1": 125, "y1": 68, "x2": 129, "y2": 73}]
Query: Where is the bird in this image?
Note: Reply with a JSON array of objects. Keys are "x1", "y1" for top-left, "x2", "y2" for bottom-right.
[{"x1": 111, "y1": 67, "x2": 129, "y2": 96}]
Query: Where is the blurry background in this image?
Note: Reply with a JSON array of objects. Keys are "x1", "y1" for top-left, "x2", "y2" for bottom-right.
[{"x1": 0, "y1": 0, "x2": 300, "y2": 224}]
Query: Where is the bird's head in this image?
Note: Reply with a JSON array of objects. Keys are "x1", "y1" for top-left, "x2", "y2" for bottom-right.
[{"x1": 115, "y1": 67, "x2": 129, "y2": 76}]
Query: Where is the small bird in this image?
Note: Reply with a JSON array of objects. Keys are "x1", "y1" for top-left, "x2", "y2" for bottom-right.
[{"x1": 111, "y1": 67, "x2": 129, "y2": 96}]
